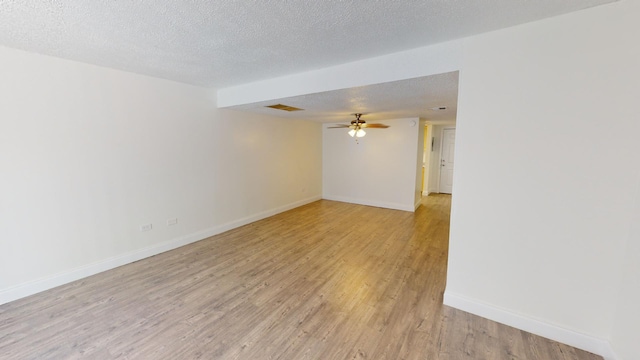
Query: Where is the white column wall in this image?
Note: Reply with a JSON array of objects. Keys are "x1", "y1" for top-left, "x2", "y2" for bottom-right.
[{"x1": 445, "y1": 0, "x2": 640, "y2": 355}]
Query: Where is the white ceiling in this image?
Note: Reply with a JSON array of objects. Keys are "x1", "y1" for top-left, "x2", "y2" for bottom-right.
[{"x1": 0, "y1": 0, "x2": 616, "y2": 122}]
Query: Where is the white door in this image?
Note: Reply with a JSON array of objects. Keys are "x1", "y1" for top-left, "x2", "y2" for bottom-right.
[{"x1": 439, "y1": 128, "x2": 456, "y2": 194}]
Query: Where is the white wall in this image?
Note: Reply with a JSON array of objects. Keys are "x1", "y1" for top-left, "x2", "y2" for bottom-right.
[
  {"x1": 323, "y1": 118, "x2": 420, "y2": 212},
  {"x1": 0, "y1": 46, "x2": 322, "y2": 304},
  {"x1": 446, "y1": 0, "x2": 640, "y2": 357}
]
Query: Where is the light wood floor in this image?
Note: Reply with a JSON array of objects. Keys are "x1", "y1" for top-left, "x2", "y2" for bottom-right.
[{"x1": 0, "y1": 195, "x2": 601, "y2": 360}]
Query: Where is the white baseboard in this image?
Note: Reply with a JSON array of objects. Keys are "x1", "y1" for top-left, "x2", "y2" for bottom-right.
[
  {"x1": 323, "y1": 194, "x2": 415, "y2": 212},
  {"x1": 422, "y1": 190, "x2": 430, "y2": 196},
  {"x1": 211, "y1": 195, "x2": 322, "y2": 235},
  {"x1": 0, "y1": 195, "x2": 321, "y2": 306},
  {"x1": 443, "y1": 291, "x2": 617, "y2": 360}
]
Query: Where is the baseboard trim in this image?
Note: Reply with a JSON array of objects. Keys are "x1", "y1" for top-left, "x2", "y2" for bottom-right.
[
  {"x1": 0, "y1": 195, "x2": 321, "y2": 306},
  {"x1": 414, "y1": 198, "x2": 422, "y2": 210},
  {"x1": 323, "y1": 194, "x2": 415, "y2": 212},
  {"x1": 211, "y1": 195, "x2": 322, "y2": 234},
  {"x1": 443, "y1": 291, "x2": 617, "y2": 360}
]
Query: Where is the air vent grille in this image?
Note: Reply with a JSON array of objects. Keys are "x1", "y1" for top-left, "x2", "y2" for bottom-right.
[{"x1": 265, "y1": 104, "x2": 304, "y2": 112}]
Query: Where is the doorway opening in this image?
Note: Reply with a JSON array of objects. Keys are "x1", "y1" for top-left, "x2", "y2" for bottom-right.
[{"x1": 422, "y1": 124, "x2": 456, "y2": 195}]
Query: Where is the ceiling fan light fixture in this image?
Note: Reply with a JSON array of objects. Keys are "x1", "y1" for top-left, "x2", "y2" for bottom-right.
[{"x1": 327, "y1": 113, "x2": 385, "y2": 139}]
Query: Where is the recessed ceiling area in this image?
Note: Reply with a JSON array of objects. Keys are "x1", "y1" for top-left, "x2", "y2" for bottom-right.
[{"x1": 227, "y1": 72, "x2": 459, "y2": 123}]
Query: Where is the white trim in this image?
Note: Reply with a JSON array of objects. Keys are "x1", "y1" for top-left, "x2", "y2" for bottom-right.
[
  {"x1": 212, "y1": 195, "x2": 322, "y2": 234},
  {"x1": 443, "y1": 291, "x2": 617, "y2": 360},
  {"x1": 414, "y1": 198, "x2": 422, "y2": 210},
  {"x1": 0, "y1": 195, "x2": 321, "y2": 306},
  {"x1": 323, "y1": 194, "x2": 415, "y2": 212},
  {"x1": 422, "y1": 190, "x2": 430, "y2": 196}
]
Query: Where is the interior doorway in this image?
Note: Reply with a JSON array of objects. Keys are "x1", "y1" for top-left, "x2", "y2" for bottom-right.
[{"x1": 438, "y1": 128, "x2": 456, "y2": 194}]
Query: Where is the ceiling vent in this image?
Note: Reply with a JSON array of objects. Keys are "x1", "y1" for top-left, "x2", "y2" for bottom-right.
[
  {"x1": 430, "y1": 106, "x2": 447, "y2": 111},
  {"x1": 265, "y1": 104, "x2": 304, "y2": 112}
]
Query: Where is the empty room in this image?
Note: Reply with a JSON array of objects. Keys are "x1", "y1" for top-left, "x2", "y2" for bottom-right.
[{"x1": 1, "y1": 1, "x2": 639, "y2": 359}]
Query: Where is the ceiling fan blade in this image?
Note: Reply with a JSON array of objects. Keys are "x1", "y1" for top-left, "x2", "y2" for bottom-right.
[
  {"x1": 361, "y1": 123, "x2": 389, "y2": 128},
  {"x1": 327, "y1": 124, "x2": 351, "y2": 128}
]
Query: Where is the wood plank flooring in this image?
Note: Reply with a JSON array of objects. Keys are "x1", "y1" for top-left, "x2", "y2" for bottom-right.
[{"x1": 0, "y1": 195, "x2": 602, "y2": 359}]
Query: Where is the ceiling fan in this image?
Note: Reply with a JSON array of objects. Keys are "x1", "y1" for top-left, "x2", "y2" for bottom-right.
[{"x1": 327, "y1": 113, "x2": 389, "y2": 138}]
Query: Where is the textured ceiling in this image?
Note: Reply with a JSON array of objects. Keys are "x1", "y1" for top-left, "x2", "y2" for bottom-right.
[
  {"x1": 229, "y1": 72, "x2": 459, "y2": 123},
  {"x1": 0, "y1": 0, "x2": 616, "y2": 88}
]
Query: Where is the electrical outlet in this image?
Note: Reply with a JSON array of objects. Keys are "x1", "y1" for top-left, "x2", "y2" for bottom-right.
[
  {"x1": 140, "y1": 223, "x2": 153, "y2": 232},
  {"x1": 167, "y1": 218, "x2": 178, "y2": 226}
]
